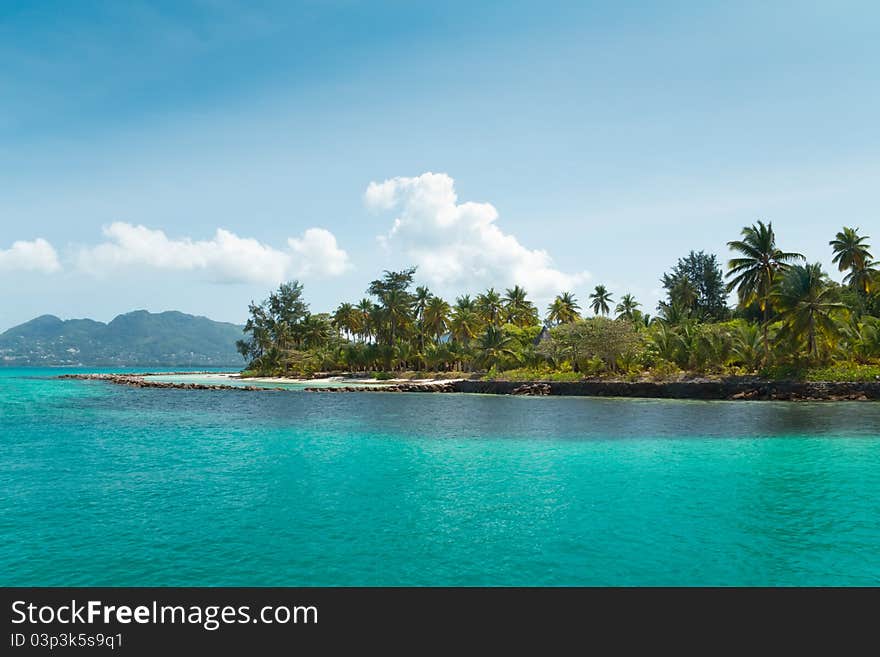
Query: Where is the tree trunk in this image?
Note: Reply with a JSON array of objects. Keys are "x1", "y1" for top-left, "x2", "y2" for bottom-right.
[{"x1": 761, "y1": 300, "x2": 770, "y2": 366}]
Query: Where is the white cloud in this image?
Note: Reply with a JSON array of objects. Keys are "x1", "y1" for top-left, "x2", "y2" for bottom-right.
[
  {"x1": 77, "y1": 222, "x2": 349, "y2": 284},
  {"x1": 0, "y1": 238, "x2": 61, "y2": 274},
  {"x1": 365, "y1": 172, "x2": 589, "y2": 297},
  {"x1": 288, "y1": 228, "x2": 351, "y2": 277}
]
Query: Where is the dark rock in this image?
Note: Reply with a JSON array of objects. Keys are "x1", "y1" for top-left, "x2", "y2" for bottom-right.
[{"x1": 511, "y1": 383, "x2": 551, "y2": 396}]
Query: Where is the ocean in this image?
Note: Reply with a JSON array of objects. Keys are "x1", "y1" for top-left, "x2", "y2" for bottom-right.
[{"x1": 2, "y1": 367, "x2": 880, "y2": 585}]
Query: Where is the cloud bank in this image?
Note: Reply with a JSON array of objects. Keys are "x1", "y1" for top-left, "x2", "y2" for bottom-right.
[
  {"x1": 366, "y1": 172, "x2": 589, "y2": 297},
  {"x1": 76, "y1": 222, "x2": 350, "y2": 283},
  {"x1": 0, "y1": 238, "x2": 61, "y2": 274}
]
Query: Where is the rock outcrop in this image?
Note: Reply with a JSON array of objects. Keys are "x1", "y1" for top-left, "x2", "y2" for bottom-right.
[
  {"x1": 510, "y1": 383, "x2": 551, "y2": 396},
  {"x1": 58, "y1": 373, "x2": 268, "y2": 391}
]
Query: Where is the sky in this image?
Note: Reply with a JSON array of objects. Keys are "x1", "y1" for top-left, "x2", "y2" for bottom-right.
[{"x1": 1, "y1": 0, "x2": 878, "y2": 331}]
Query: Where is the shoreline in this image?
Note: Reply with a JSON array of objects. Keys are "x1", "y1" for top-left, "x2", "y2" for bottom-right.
[{"x1": 56, "y1": 373, "x2": 880, "y2": 401}]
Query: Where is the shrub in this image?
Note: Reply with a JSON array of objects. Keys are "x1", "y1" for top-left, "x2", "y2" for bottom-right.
[{"x1": 648, "y1": 360, "x2": 683, "y2": 381}]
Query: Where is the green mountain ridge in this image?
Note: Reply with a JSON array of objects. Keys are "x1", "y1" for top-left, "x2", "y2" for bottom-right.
[{"x1": 0, "y1": 310, "x2": 245, "y2": 367}]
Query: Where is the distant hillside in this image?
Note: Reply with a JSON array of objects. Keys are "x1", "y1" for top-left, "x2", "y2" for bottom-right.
[{"x1": 0, "y1": 311, "x2": 245, "y2": 367}]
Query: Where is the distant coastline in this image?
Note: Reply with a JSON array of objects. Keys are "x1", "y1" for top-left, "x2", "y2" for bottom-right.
[{"x1": 0, "y1": 310, "x2": 244, "y2": 367}]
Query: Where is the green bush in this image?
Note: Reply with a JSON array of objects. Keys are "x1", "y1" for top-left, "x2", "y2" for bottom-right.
[
  {"x1": 804, "y1": 363, "x2": 880, "y2": 382},
  {"x1": 648, "y1": 360, "x2": 683, "y2": 381},
  {"x1": 482, "y1": 364, "x2": 580, "y2": 382}
]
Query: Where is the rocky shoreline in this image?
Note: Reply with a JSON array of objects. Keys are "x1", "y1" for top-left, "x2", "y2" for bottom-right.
[
  {"x1": 57, "y1": 373, "x2": 271, "y2": 391},
  {"x1": 452, "y1": 379, "x2": 880, "y2": 401},
  {"x1": 57, "y1": 373, "x2": 880, "y2": 400}
]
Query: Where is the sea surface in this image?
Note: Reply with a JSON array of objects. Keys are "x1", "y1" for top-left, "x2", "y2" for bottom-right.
[{"x1": 2, "y1": 367, "x2": 880, "y2": 586}]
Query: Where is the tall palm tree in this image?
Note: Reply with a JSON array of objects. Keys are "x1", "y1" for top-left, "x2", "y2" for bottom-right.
[
  {"x1": 726, "y1": 220, "x2": 804, "y2": 355},
  {"x1": 449, "y1": 315, "x2": 477, "y2": 349},
  {"x1": 830, "y1": 227, "x2": 876, "y2": 295},
  {"x1": 846, "y1": 262, "x2": 878, "y2": 297},
  {"x1": 356, "y1": 298, "x2": 375, "y2": 343},
  {"x1": 450, "y1": 297, "x2": 480, "y2": 345},
  {"x1": 413, "y1": 285, "x2": 432, "y2": 354},
  {"x1": 771, "y1": 263, "x2": 847, "y2": 361},
  {"x1": 381, "y1": 288, "x2": 414, "y2": 347},
  {"x1": 331, "y1": 302, "x2": 357, "y2": 340},
  {"x1": 502, "y1": 285, "x2": 538, "y2": 327},
  {"x1": 296, "y1": 313, "x2": 331, "y2": 350},
  {"x1": 477, "y1": 326, "x2": 517, "y2": 370},
  {"x1": 476, "y1": 288, "x2": 504, "y2": 327},
  {"x1": 414, "y1": 285, "x2": 432, "y2": 317},
  {"x1": 546, "y1": 292, "x2": 580, "y2": 325},
  {"x1": 830, "y1": 227, "x2": 872, "y2": 271},
  {"x1": 614, "y1": 293, "x2": 640, "y2": 320},
  {"x1": 589, "y1": 285, "x2": 613, "y2": 316},
  {"x1": 454, "y1": 294, "x2": 476, "y2": 312},
  {"x1": 423, "y1": 296, "x2": 451, "y2": 342}
]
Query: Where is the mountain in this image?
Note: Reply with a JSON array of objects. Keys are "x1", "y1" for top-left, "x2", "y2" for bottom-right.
[{"x1": 0, "y1": 310, "x2": 245, "y2": 367}]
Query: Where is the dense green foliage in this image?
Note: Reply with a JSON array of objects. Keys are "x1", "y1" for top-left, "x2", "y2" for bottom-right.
[
  {"x1": 239, "y1": 223, "x2": 880, "y2": 380},
  {"x1": 0, "y1": 311, "x2": 245, "y2": 366},
  {"x1": 660, "y1": 251, "x2": 729, "y2": 321}
]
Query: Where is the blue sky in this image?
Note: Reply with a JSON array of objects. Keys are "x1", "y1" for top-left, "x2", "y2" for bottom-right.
[{"x1": 1, "y1": 0, "x2": 878, "y2": 331}]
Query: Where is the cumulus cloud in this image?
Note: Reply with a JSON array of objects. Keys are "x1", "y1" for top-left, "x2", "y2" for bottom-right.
[
  {"x1": 0, "y1": 238, "x2": 61, "y2": 274},
  {"x1": 288, "y1": 228, "x2": 350, "y2": 277},
  {"x1": 77, "y1": 222, "x2": 349, "y2": 284},
  {"x1": 365, "y1": 172, "x2": 589, "y2": 297}
]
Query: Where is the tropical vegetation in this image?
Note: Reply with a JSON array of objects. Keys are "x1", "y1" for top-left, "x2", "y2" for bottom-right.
[{"x1": 237, "y1": 223, "x2": 880, "y2": 381}]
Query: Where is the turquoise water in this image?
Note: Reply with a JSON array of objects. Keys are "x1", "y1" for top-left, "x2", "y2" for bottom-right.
[{"x1": 2, "y1": 367, "x2": 880, "y2": 586}]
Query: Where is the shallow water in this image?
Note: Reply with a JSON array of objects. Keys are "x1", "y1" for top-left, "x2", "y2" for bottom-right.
[
  {"x1": 2, "y1": 367, "x2": 880, "y2": 585},
  {"x1": 144, "y1": 372, "x2": 388, "y2": 389}
]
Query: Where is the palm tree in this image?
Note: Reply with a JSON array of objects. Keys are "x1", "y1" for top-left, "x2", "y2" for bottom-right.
[
  {"x1": 356, "y1": 299, "x2": 375, "y2": 343},
  {"x1": 423, "y1": 296, "x2": 451, "y2": 342},
  {"x1": 546, "y1": 292, "x2": 580, "y2": 325},
  {"x1": 477, "y1": 326, "x2": 517, "y2": 370},
  {"x1": 830, "y1": 227, "x2": 876, "y2": 295},
  {"x1": 852, "y1": 316, "x2": 880, "y2": 362},
  {"x1": 669, "y1": 277, "x2": 697, "y2": 314},
  {"x1": 296, "y1": 313, "x2": 331, "y2": 350},
  {"x1": 771, "y1": 263, "x2": 847, "y2": 361},
  {"x1": 649, "y1": 323, "x2": 685, "y2": 365},
  {"x1": 614, "y1": 293, "x2": 640, "y2": 320},
  {"x1": 846, "y1": 262, "x2": 878, "y2": 297},
  {"x1": 381, "y1": 288, "x2": 414, "y2": 347},
  {"x1": 414, "y1": 285, "x2": 432, "y2": 317},
  {"x1": 502, "y1": 285, "x2": 538, "y2": 327},
  {"x1": 731, "y1": 322, "x2": 763, "y2": 371},
  {"x1": 331, "y1": 302, "x2": 357, "y2": 340},
  {"x1": 656, "y1": 300, "x2": 689, "y2": 325},
  {"x1": 413, "y1": 285, "x2": 432, "y2": 354},
  {"x1": 454, "y1": 294, "x2": 475, "y2": 312},
  {"x1": 589, "y1": 285, "x2": 613, "y2": 316},
  {"x1": 476, "y1": 288, "x2": 504, "y2": 327},
  {"x1": 450, "y1": 297, "x2": 480, "y2": 346},
  {"x1": 368, "y1": 267, "x2": 417, "y2": 347},
  {"x1": 656, "y1": 278, "x2": 697, "y2": 324},
  {"x1": 830, "y1": 227, "x2": 872, "y2": 271},
  {"x1": 726, "y1": 220, "x2": 804, "y2": 356}
]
